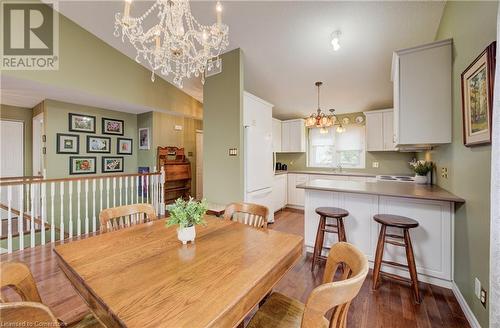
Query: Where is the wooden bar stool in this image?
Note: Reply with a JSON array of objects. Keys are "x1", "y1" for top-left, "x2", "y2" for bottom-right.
[
  {"x1": 372, "y1": 214, "x2": 421, "y2": 303},
  {"x1": 311, "y1": 207, "x2": 349, "y2": 271}
]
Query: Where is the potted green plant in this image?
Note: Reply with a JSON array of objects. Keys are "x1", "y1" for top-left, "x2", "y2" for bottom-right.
[
  {"x1": 409, "y1": 160, "x2": 434, "y2": 184},
  {"x1": 166, "y1": 197, "x2": 208, "y2": 244}
]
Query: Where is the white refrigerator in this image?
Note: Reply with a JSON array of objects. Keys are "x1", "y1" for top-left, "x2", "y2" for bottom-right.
[{"x1": 243, "y1": 92, "x2": 275, "y2": 223}]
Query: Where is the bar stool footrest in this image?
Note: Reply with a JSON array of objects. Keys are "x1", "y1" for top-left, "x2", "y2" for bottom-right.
[
  {"x1": 380, "y1": 271, "x2": 412, "y2": 285},
  {"x1": 381, "y1": 260, "x2": 408, "y2": 269}
]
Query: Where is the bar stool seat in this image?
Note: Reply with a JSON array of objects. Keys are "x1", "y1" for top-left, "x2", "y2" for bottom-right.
[
  {"x1": 372, "y1": 214, "x2": 421, "y2": 303},
  {"x1": 311, "y1": 207, "x2": 349, "y2": 271}
]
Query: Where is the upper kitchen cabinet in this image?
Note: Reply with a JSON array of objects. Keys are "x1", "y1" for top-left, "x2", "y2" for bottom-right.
[
  {"x1": 272, "y1": 118, "x2": 282, "y2": 152},
  {"x1": 392, "y1": 39, "x2": 452, "y2": 148},
  {"x1": 365, "y1": 109, "x2": 396, "y2": 151},
  {"x1": 281, "y1": 119, "x2": 306, "y2": 153}
]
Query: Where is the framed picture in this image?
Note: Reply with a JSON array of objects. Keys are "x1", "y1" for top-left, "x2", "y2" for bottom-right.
[
  {"x1": 69, "y1": 113, "x2": 96, "y2": 133},
  {"x1": 461, "y1": 41, "x2": 496, "y2": 147},
  {"x1": 102, "y1": 157, "x2": 124, "y2": 173},
  {"x1": 87, "y1": 136, "x2": 111, "y2": 153},
  {"x1": 102, "y1": 118, "x2": 124, "y2": 135},
  {"x1": 139, "y1": 128, "x2": 150, "y2": 150},
  {"x1": 117, "y1": 138, "x2": 133, "y2": 155},
  {"x1": 138, "y1": 166, "x2": 150, "y2": 196},
  {"x1": 56, "y1": 133, "x2": 79, "y2": 154},
  {"x1": 69, "y1": 156, "x2": 97, "y2": 175}
]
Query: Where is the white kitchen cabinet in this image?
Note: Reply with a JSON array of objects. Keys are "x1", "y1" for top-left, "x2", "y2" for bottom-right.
[
  {"x1": 272, "y1": 118, "x2": 282, "y2": 152},
  {"x1": 392, "y1": 39, "x2": 452, "y2": 148},
  {"x1": 364, "y1": 109, "x2": 396, "y2": 151},
  {"x1": 287, "y1": 173, "x2": 308, "y2": 207},
  {"x1": 281, "y1": 119, "x2": 306, "y2": 153},
  {"x1": 272, "y1": 174, "x2": 287, "y2": 212}
]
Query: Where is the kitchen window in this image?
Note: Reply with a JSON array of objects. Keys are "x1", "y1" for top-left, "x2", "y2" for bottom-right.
[{"x1": 308, "y1": 125, "x2": 366, "y2": 168}]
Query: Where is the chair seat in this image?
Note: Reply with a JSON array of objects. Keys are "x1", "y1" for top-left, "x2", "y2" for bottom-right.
[
  {"x1": 67, "y1": 313, "x2": 104, "y2": 328},
  {"x1": 247, "y1": 292, "x2": 328, "y2": 328},
  {"x1": 373, "y1": 214, "x2": 419, "y2": 228},
  {"x1": 315, "y1": 207, "x2": 349, "y2": 218}
]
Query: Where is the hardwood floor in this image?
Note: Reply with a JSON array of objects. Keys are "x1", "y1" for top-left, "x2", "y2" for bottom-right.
[{"x1": 0, "y1": 209, "x2": 470, "y2": 327}]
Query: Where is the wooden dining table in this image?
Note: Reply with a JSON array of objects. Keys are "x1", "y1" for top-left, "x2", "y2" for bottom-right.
[{"x1": 54, "y1": 216, "x2": 303, "y2": 328}]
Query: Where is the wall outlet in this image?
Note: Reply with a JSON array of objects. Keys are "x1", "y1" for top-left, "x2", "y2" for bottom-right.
[
  {"x1": 174, "y1": 125, "x2": 183, "y2": 131},
  {"x1": 228, "y1": 148, "x2": 238, "y2": 156},
  {"x1": 441, "y1": 167, "x2": 449, "y2": 179},
  {"x1": 480, "y1": 287, "x2": 487, "y2": 308},
  {"x1": 474, "y1": 278, "x2": 481, "y2": 299},
  {"x1": 372, "y1": 162, "x2": 379, "y2": 168}
]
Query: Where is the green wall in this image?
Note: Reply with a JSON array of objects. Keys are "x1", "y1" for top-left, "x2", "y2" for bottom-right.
[
  {"x1": 203, "y1": 49, "x2": 244, "y2": 204},
  {"x1": 0, "y1": 105, "x2": 33, "y2": 175},
  {"x1": 44, "y1": 100, "x2": 138, "y2": 178},
  {"x1": 420, "y1": 2, "x2": 497, "y2": 326},
  {"x1": 2, "y1": 2, "x2": 202, "y2": 119}
]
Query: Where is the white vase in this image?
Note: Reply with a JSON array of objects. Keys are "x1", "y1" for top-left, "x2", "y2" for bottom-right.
[
  {"x1": 414, "y1": 175, "x2": 428, "y2": 184},
  {"x1": 177, "y1": 226, "x2": 196, "y2": 244}
]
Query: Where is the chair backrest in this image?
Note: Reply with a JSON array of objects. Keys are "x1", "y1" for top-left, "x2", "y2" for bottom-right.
[
  {"x1": 99, "y1": 203, "x2": 157, "y2": 233},
  {"x1": 223, "y1": 202, "x2": 269, "y2": 229},
  {"x1": 0, "y1": 302, "x2": 59, "y2": 326},
  {"x1": 301, "y1": 242, "x2": 369, "y2": 328},
  {"x1": 0, "y1": 262, "x2": 42, "y2": 303}
]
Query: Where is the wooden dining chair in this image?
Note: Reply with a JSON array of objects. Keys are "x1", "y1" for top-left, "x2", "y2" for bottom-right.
[
  {"x1": 99, "y1": 203, "x2": 157, "y2": 233},
  {"x1": 223, "y1": 202, "x2": 269, "y2": 229},
  {"x1": 247, "y1": 242, "x2": 369, "y2": 328},
  {"x1": 0, "y1": 261, "x2": 103, "y2": 328}
]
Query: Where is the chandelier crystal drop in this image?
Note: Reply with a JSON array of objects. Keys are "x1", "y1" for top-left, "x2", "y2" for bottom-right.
[
  {"x1": 305, "y1": 82, "x2": 344, "y2": 133},
  {"x1": 114, "y1": 0, "x2": 229, "y2": 88}
]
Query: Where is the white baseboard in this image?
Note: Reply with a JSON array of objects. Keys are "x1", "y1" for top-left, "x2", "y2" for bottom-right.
[{"x1": 452, "y1": 282, "x2": 481, "y2": 328}]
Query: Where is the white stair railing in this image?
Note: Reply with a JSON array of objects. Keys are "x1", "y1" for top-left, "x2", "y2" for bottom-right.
[{"x1": 0, "y1": 169, "x2": 165, "y2": 254}]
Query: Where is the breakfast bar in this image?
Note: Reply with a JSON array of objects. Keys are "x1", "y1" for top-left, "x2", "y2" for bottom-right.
[{"x1": 297, "y1": 178, "x2": 465, "y2": 288}]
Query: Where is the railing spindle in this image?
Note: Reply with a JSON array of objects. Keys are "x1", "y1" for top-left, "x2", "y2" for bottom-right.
[
  {"x1": 119, "y1": 177, "x2": 123, "y2": 206},
  {"x1": 146, "y1": 175, "x2": 149, "y2": 204},
  {"x1": 85, "y1": 179, "x2": 89, "y2": 235},
  {"x1": 50, "y1": 182, "x2": 55, "y2": 243},
  {"x1": 19, "y1": 184, "x2": 24, "y2": 250},
  {"x1": 141, "y1": 176, "x2": 145, "y2": 204},
  {"x1": 40, "y1": 182, "x2": 46, "y2": 245},
  {"x1": 77, "y1": 180, "x2": 81, "y2": 236},
  {"x1": 93, "y1": 179, "x2": 97, "y2": 233},
  {"x1": 106, "y1": 178, "x2": 110, "y2": 209},
  {"x1": 113, "y1": 177, "x2": 116, "y2": 208},
  {"x1": 30, "y1": 183, "x2": 35, "y2": 247},
  {"x1": 160, "y1": 167, "x2": 165, "y2": 216},
  {"x1": 69, "y1": 181, "x2": 73, "y2": 237},
  {"x1": 7, "y1": 185, "x2": 12, "y2": 253},
  {"x1": 125, "y1": 176, "x2": 128, "y2": 205},
  {"x1": 130, "y1": 176, "x2": 134, "y2": 205},
  {"x1": 60, "y1": 182, "x2": 64, "y2": 241}
]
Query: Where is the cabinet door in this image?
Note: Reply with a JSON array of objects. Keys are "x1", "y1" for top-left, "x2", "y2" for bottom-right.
[
  {"x1": 287, "y1": 174, "x2": 307, "y2": 206},
  {"x1": 280, "y1": 175, "x2": 287, "y2": 208},
  {"x1": 365, "y1": 113, "x2": 384, "y2": 151},
  {"x1": 272, "y1": 119, "x2": 282, "y2": 152},
  {"x1": 382, "y1": 111, "x2": 395, "y2": 150},
  {"x1": 281, "y1": 122, "x2": 290, "y2": 152}
]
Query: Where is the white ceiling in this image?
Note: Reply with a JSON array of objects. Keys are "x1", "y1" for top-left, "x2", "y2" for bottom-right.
[{"x1": 6, "y1": 1, "x2": 445, "y2": 119}]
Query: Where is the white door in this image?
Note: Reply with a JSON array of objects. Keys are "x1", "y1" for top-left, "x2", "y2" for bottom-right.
[
  {"x1": 196, "y1": 131, "x2": 203, "y2": 200},
  {"x1": 0, "y1": 120, "x2": 24, "y2": 178}
]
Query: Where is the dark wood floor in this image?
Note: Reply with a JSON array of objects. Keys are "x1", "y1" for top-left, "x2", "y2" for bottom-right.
[{"x1": 0, "y1": 209, "x2": 470, "y2": 327}]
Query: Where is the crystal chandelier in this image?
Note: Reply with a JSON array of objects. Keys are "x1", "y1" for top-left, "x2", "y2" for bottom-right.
[
  {"x1": 305, "y1": 82, "x2": 345, "y2": 133},
  {"x1": 114, "y1": 0, "x2": 229, "y2": 88}
]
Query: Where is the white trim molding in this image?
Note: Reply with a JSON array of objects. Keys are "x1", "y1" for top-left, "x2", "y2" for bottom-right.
[{"x1": 452, "y1": 282, "x2": 481, "y2": 328}]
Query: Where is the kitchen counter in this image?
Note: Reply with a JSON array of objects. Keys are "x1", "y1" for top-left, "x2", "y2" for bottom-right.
[
  {"x1": 274, "y1": 170, "x2": 378, "y2": 178},
  {"x1": 297, "y1": 178, "x2": 465, "y2": 203}
]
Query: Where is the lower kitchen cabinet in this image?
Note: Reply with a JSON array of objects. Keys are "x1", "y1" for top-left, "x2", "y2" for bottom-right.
[{"x1": 272, "y1": 174, "x2": 287, "y2": 212}]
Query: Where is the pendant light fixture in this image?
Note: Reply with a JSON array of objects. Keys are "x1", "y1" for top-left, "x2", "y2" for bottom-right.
[{"x1": 305, "y1": 82, "x2": 344, "y2": 133}]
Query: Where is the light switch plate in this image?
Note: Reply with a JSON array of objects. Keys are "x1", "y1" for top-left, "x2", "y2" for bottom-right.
[
  {"x1": 372, "y1": 162, "x2": 379, "y2": 168},
  {"x1": 474, "y1": 278, "x2": 481, "y2": 299}
]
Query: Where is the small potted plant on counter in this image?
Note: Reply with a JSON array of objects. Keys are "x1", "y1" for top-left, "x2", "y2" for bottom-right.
[
  {"x1": 409, "y1": 159, "x2": 434, "y2": 184},
  {"x1": 166, "y1": 197, "x2": 208, "y2": 244}
]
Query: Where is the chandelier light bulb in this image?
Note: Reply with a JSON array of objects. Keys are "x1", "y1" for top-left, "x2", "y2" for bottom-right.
[
  {"x1": 216, "y1": 1, "x2": 223, "y2": 12},
  {"x1": 331, "y1": 30, "x2": 341, "y2": 51}
]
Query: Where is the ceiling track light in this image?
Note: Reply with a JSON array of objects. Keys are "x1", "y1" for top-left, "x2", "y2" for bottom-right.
[{"x1": 331, "y1": 30, "x2": 342, "y2": 51}]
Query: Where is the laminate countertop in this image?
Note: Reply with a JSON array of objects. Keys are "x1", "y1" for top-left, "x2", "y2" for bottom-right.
[
  {"x1": 274, "y1": 170, "x2": 379, "y2": 178},
  {"x1": 297, "y1": 179, "x2": 465, "y2": 204}
]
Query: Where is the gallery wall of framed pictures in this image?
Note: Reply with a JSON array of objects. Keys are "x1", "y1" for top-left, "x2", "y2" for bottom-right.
[{"x1": 58, "y1": 112, "x2": 135, "y2": 175}]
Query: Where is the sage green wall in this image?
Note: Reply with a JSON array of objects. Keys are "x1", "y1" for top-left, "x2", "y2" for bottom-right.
[
  {"x1": 203, "y1": 49, "x2": 244, "y2": 204},
  {"x1": 44, "y1": 100, "x2": 138, "y2": 178},
  {"x1": 2, "y1": 2, "x2": 202, "y2": 119},
  {"x1": 0, "y1": 105, "x2": 33, "y2": 175},
  {"x1": 138, "y1": 111, "x2": 202, "y2": 195},
  {"x1": 418, "y1": 2, "x2": 497, "y2": 326},
  {"x1": 276, "y1": 112, "x2": 415, "y2": 175}
]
